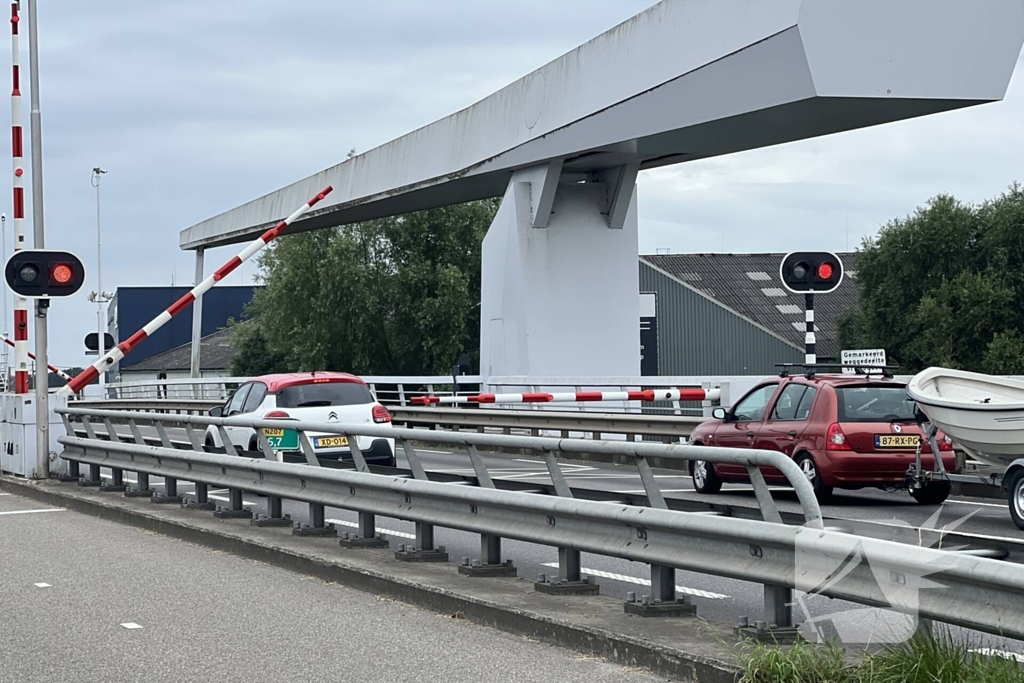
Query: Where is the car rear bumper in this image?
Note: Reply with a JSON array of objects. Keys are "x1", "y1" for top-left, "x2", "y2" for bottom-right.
[{"x1": 816, "y1": 449, "x2": 957, "y2": 484}]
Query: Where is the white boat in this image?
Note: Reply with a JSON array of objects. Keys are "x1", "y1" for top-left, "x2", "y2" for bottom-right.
[{"x1": 907, "y1": 367, "x2": 1024, "y2": 469}]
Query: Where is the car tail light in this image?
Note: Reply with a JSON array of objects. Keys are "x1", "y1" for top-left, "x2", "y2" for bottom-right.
[
  {"x1": 826, "y1": 423, "x2": 852, "y2": 451},
  {"x1": 372, "y1": 405, "x2": 392, "y2": 424},
  {"x1": 938, "y1": 433, "x2": 954, "y2": 452},
  {"x1": 265, "y1": 410, "x2": 291, "y2": 419}
]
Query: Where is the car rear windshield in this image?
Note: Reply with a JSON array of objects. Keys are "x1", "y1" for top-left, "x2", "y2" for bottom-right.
[
  {"x1": 835, "y1": 384, "x2": 916, "y2": 423},
  {"x1": 275, "y1": 382, "x2": 374, "y2": 408}
]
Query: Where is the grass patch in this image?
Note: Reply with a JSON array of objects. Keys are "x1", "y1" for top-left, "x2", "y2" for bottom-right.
[{"x1": 738, "y1": 628, "x2": 1024, "y2": 683}]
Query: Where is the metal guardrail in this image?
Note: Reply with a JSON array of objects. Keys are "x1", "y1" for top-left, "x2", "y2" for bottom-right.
[
  {"x1": 70, "y1": 398, "x2": 222, "y2": 415},
  {"x1": 390, "y1": 406, "x2": 700, "y2": 440},
  {"x1": 56, "y1": 406, "x2": 1024, "y2": 640}
]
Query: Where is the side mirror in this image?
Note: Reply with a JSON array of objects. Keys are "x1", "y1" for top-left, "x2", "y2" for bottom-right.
[
  {"x1": 712, "y1": 408, "x2": 727, "y2": 421},
  {"x1": 209, "y1": 406, "x2": 223, "y2": 418}
]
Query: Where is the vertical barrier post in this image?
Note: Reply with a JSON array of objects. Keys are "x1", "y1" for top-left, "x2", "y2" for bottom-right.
[{"x1": 293, "y1": 502, "x2": 337, "y2": 537}]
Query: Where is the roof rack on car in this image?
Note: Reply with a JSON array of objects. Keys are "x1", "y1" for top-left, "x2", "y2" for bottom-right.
[{"x1": 774, "y1": 363, "x2": 899, "y2": 380}]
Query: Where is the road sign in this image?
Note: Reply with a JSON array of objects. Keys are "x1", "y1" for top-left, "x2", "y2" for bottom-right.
[
  {"x1": 262, "y1": 427, "x2": 299, "y2": 451},
  {"x1": 779, "y1": 252, "x2": 844, "y2": 294},
  {"x1": 640, "y1": 293, "x2": 658, "y2": 376},
  {"x1": 84, "y1": 332, "x2": 114, "y2": 352},
  {"x1": 4, "y1": 250, "x2": 86, "y2": 298},
  {"x1": 841, "y1": 349, "x2": 887, "y2": 375}
]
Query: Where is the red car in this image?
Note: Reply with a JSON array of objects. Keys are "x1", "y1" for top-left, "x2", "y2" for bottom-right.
[{"x1": 688, "y1": 371, "x2": 956, "y2": 504}]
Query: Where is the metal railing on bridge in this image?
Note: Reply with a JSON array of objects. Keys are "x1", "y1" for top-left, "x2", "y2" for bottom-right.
[{"x1": 56, "y1": 405, "x2": 1024, "y2": 642}]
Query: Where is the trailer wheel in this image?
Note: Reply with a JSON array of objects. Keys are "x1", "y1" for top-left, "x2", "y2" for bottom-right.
[
  {"x1": 1008, "y1": 469, "x2": 1024, "y2": 531},
  {"x1": 911, "y1": 481, "x2": 951, "y2": 505}
]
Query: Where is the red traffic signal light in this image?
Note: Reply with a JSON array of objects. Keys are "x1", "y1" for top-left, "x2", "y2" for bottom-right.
[
  {"x1": 779, "y1": 252, "x2": 844, "y2": 294},
  {"x1": 4, "y1": 250, "x2": 86, "y2": 298},
  {"x1": 51, "y1": 263, "x2": 74, "y2": 285}
]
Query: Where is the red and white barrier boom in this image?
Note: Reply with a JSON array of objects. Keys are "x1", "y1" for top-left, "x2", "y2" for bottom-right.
[
  {"x1": 2, "y1": 337, "x2": 70, "y2": 381},
  {"x1": 412, "y1": 388, "x2": 721, "y2": 406},
  {"x1": 10, "y1": 2, "x2": 29, "y2": 394},
  {"x1": 58, "y1": 186, "x2": 334, "y2": 396}
]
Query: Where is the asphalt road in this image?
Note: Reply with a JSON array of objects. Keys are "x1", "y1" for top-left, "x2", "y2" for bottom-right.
[
  {"x1": 0, "y1": 490, "x2": 669, "y2": 683},
  {"x1": 73, "y1": 426, "x2": 1024, "y2": 654}
]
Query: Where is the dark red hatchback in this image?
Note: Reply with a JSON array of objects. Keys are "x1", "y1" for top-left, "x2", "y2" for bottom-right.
[{"x1": 688, "y1": 372, "x2": 957, "y2": 504}]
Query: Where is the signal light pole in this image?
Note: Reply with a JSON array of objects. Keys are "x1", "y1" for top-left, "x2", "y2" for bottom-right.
[{"x1": 779, "y1": 252, "x2": 845, "y2": 366}]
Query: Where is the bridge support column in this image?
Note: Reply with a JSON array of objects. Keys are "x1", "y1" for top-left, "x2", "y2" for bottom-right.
[{"x1": 480, "y1": 162, "x2": 641, "y2": 381}]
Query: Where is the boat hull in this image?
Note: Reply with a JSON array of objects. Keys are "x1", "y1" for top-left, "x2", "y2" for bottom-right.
[{"x1": 908, "y1": 368, "x2": 1024, "y2": 469}]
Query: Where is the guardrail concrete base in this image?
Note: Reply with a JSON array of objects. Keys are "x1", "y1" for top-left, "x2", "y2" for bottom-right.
[
  {"x1": 339, "y1": 533, "x2": 389, "y2": 549},
  {"x1": 182, "y1": 499, "x2": 217, "y2": 511},
  {"x1": 734, "y1": 624, "x2": 802, "y2": 645},
  {"x1": 99, "y1": 483, "x2": 128, "y2": 493},
  {"x1": 151, "y1": 493, "x2": 183, "y2": 505},
  {"x1": 213, "y1": 507, "x2": 251, "y2": 519},
  {"x1": 395, "y1": 546, "x2": 449, "y2": 563},
  {"x1": 624, "y1": 599, "x2": 698, "y2": 618},
  {"x1": 1, "y1": 475, "x2": 749, "y2": 683},
  {"x1": 535, "y1": 579, "x2": 600, "y2": 596},
  {"x1": 293, "y1": 523, "x2": 338, "y2": 538},
  {"x1": 458, "y1": 561, "x2": 517, "y2": 578},
  {"x1": 251, "y1": 514, "x2": 293, "y2": 528},
  {"x1": 124, "y1": 488, "x2": 153, "y2": 499}
]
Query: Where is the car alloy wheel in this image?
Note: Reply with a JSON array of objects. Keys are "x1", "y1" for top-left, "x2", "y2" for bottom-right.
[
  {"x1": 800, "y1": 457, "x2": 817, "y2": 483},
  {"x1": 693, "y1": 461, "x2": 708, "y2": 488}
]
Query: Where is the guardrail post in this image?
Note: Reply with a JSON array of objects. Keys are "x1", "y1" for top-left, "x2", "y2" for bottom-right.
[
  {"x1": 396, "y1": 522, "x2": 449, "y2": 563},
  {"x1": 182, "y1": 482, "x2": 216, "y2": 511},
  {"x1": 214, "y1": 488, "x2": 251, "y2": 519},
  {"x1": 459, "y1": 534, "x2": 516, "y2": 577},
  {"x1": 76, "y1": 419, "x2": 104, "y2": 487},
  {"x1": 152, "y1": 476, "x2": 183, "y2": 505},
  {"x1": 624, "y1": 564, "x2": 696, "y2": 618},
  {"x1": 339, "y1": 511, "x2": 388, "y2": 549},
  {"x1": 252, "y1": 494, "x2": 292, "y2": 527},
  {"x1": 535, "y1": 547, "x2": 599, "y2": 595},
  {"x1": 57, "y1": 415, "x2": 81, "y2": 482},
  {"x1": 293, "y1": 502, "x2": 337, "y2": 537},
  {"x1": 122, "y1": 419, "x2": 156, "y2": 498}
]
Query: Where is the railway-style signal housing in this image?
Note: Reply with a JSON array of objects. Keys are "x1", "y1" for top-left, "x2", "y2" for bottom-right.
[
  {"x1": 4, "y1": 250, "x2": 86, "y2": 299},
  {"x1": 779, "y1": 251, "x2": 844, "y2": 294}
]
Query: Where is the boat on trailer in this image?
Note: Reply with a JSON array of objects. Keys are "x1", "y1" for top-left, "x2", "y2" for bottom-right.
[
  {"x1": 907, "y1": 367, "x2": 1024, "y2": 529},
  {"x1": 907, "y1": 367, "x2": 1024, "y2": 469}
]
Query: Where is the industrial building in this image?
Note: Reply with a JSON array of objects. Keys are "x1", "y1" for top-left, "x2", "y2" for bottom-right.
[
  {"x1": 107, "y1": 286, "x2": 258, "y2": 382},
  {"x1": 639, "y1": 253, "x2": 858, "y2": 376}
]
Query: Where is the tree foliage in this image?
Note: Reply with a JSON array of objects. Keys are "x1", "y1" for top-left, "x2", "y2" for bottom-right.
[
  {"x1": 235, "y1": 199, "x2": 499, "y2": 376},
  {"x1": 839, "y1": 184, "x2": 1024, "y2": 373}
]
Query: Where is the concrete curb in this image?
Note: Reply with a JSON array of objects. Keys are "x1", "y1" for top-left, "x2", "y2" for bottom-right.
[{"x1": 3, "y1": 476, "x2": 742, "y2": 683}]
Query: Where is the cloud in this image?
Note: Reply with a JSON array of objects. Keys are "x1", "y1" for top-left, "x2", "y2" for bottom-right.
[{"x1": 0, "y1": 0, "x2": 1021, "y2": 371}]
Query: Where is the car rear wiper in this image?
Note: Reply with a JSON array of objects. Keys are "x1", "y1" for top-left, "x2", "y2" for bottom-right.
[{"x1": 295, "y1": 401, "x2": 332, "y2": 407}]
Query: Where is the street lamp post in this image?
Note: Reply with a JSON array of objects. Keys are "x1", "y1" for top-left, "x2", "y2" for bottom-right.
[{"x1": 91, "y1": 167, "x2": 108, "y2": 390}]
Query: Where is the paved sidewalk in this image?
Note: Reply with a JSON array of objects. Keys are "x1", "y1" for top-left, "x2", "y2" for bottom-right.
[{"x1": 0, "y1": 491, "x2": 667, "y2": 683}]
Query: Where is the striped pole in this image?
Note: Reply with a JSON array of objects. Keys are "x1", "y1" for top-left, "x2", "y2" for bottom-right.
[
  {"x1": 58, "y1": 185, "x2": 333, "y2": 396},
  {"x1": 10, "y1": 1, "x2": 28, "y2": 394},
  {"x1": 805, "y1": 293, "x2": 816, "y2": 365},
  {"x1": 2, "y1": 335, "x2": 70, "y2": 380},
  {"x1": 412, "y1": 387, "x2": 721, "y2": 406}
]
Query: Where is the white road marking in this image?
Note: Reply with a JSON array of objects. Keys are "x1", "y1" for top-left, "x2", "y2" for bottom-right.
[
  {"x1": 945, "y1": 499, "x2": 1007, "y2": 509},
  {"x1": 540, "y1": 563, "x2": 729, "y2": 600},
  {"x1": 416, "y1": 449, "x2": 460, "y2": 455},
  {"x1": 0, "y1": 508, "x2": 65, "y2": 516},
  {"x1": 0, "y1": 493, "x2": 11, "y2": 496},
  {"x1": 613, "y1": 489, "x2": 695, "y2": 494},
  {"x1": 972, "y1": 648, "x2": 1024, "y2": 662},
  {"x1": 120, "y1": 623, "x2": 143, "y2": 630},
  {"x1": 34, "y1": 583, "x2": 51, "y2": 588},
  {"x1": 328, "y1": 519, "x2": 415, "y2": 540}
]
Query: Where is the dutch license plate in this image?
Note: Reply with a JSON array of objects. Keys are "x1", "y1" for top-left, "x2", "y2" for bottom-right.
[
  {"x1": 875, "y1": 434, "x2": 920, "y2": 449},
  {"x1": 314, "y1": 436, "x2": 349, "y2": 449},
  {"x1": 261, "y1": 428, "x2": 299, "y2": 451}
]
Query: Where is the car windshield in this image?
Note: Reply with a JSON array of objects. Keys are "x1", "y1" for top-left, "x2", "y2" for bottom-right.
[
  {"x1": 835, "y1": 384, "x2": 916, "y2": 422},
  {"x1": 275, "y1": 382, "x2": 373, "y2": 409}
]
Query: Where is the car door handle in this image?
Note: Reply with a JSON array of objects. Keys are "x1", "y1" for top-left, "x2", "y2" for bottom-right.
[
  {"x1": 788, "y1": 430, "x2": 798, "y2": 437},
  {"x1": 746, "y1": 431, "x2": 756, "y2": 438}
]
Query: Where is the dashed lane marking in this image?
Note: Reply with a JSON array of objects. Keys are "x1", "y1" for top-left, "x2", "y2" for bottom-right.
[
  {"x1": 0, "y1": 508, "x2": 65, "y2": 516},
  {"x1": 540, "y1": 563, "x2": 729, "y2": 600},
  {"x1": 328, "y1": 519, "x2": 416, "y2": 540}
]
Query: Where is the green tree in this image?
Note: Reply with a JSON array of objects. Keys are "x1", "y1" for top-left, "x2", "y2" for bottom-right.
[
  {"x1": 228, "y1": 321, "x2": 289, "y2": 377},
  {"x1": 244, "y1": 199, "x2": 499, "y2": 376},
  {"x1": 841, "y1": 184, "x2": 1024, "y2": 373}
]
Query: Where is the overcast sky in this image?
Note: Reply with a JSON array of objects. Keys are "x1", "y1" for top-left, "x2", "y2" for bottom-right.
[{"x1": 3, "y1": 0, "x2": 1024, "y2": 369}]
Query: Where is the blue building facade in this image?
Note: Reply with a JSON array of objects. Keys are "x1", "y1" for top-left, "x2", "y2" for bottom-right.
[{"x1": 107, "y1": 286, "x2": 259, "y2": 377}]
